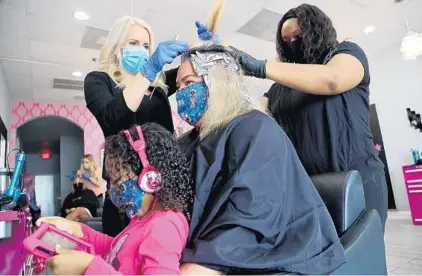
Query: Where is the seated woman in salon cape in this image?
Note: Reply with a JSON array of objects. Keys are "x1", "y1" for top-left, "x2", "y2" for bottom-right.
[{"x1": 176, "y1": 43, "x2": 346, "y2": 275}]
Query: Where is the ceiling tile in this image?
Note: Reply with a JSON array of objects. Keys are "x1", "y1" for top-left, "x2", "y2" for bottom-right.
[
  {"x1": 29, "y1": 40, "x2": 99, "y2": 67},
  {"x1": 237, "y1": 9, "x2": 281, "y2": 43},
  {"x1": 0, "y1": 59, "x2": 31, "y2": 75},
  {"x1": 28, "y1": 11, "x2": 85, "y2": 47},
  {"x1": 228, "y1": 32, "x2": 276, "y2": 61},
  {"x1": 28, "y1": 0, "x2": 73, "y2": 14},
  {"x1": 33, "y1": 87, "x2": 84, "y2": 103},
  {"x1": 0, "y1": 6, "x2": 30, "y2": 38},
  {"x1": 4, "y1": 72, "x2": 33, "y2": 98},
  {"x1": 80, "y1": 26, "x2": 109, "y2": 50},
  {"x1": 31, "y1": 76, "x2": 53, "y2": 89},
  {"x1": 0, "y1": 0, "x2": 28, "y2": 11},
  {"x1": 216, "y1": 0, "x2": 264, "y2": 35},
  {"x1": 30, "y1": 62, "x2": 90, "y2": 80},
  {"x1": 0, "y1": 36, "x2": 30, "y2": 59}
]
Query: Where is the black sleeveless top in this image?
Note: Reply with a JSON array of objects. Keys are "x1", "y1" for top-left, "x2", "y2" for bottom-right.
[{"x1": 264, "y1": 41, "x2": 383, "y2": 175}]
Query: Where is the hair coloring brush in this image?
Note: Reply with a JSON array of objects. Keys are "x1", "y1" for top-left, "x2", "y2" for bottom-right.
[
  {"x1": 204, "y1": 0, "x2": 229, "y2": 46},
  {"x1": 150, "y1": 35, "x2": 180, "y2": 99},
  {"x1": 206, "y1": 0, "x2": 225, "y2": 33}
]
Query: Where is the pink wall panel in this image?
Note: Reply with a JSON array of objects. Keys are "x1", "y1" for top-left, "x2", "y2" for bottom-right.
[
  {"x1": 9, "y1": 101, "x2": 192, "y2": 165},
  {"x1": 10, "y1": 101, "x2": 104, "y2": 164}
]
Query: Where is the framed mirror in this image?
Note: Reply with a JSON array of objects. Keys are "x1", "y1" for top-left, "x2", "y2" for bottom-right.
[{"x1": 0, "y1": 116, "x2": 7, "y2": 168}]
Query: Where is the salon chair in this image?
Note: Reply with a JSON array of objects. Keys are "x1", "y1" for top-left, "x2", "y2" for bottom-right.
[{"x1": 310, "y1": 170, "x2": 387, "y2": 275}]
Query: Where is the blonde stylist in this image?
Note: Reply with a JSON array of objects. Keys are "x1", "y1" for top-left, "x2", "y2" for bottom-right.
[
  {"x1": 84, "y1": 16, "x2": 187, "y2": 237},
  {"x1": 76, "y1": 154, "x2": 103, "y2": 199}
]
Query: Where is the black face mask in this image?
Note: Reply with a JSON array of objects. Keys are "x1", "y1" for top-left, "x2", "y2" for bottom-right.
[{"x1": 282, "y1": 37, "x2": 305, "y2": 63}]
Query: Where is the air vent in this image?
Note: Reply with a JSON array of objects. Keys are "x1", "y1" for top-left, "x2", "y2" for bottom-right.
[
  {"x1": 53, "y1": 78, "x2": 84, "y2": 91},
  {"x1": 73, "y1": 95, "x2": 85, "y2": 101},
  {"x1": 81, "y1": 26, "x2": 109, "y2": 50},
  {"x1": 237, "y1": 9, "x2": 282, "y2": 42}
]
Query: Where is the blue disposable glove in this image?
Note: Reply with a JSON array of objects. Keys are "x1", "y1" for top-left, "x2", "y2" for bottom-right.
[
  {"x1": 140, "y1": 40, "x2": 188, "y2": 82},
  {"x1": 67, "y1": 172, "x2": 77, "y2": 181},
  {"x1": 196, "y1": 21, "x2": 220, "y2": 43},
  {"x1": 81, "y1": 173, "x2": 91, "y2": 181}
]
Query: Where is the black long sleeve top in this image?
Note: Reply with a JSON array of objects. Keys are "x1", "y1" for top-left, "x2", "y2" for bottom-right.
[{"x1": 84, "y1": 68, "x2": 178, "y2": 180}]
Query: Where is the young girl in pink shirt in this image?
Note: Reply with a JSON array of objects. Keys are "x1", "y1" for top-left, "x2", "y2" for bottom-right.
[{"x1": 37, "y1": 123, "x2": 193, "y2": 275}]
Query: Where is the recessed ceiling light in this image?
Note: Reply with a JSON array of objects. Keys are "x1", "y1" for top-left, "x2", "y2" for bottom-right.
[
  {"x1": 74, "y1": 11, "x2": 90, "y2": 21},
  {"x1": 95, "y1": 36, "x2": 106, "y2": 45},
  {"x1": 364, "y1": 25, "x2": 376, "y2": 34},
  {"x1": 72, "y1": 71, "x2": 83, "y2": 77}
]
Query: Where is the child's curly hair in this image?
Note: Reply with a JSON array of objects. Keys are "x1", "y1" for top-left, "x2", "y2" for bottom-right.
[{"x1": 105, "y1": 123, "x2": 194, "y2": 220}]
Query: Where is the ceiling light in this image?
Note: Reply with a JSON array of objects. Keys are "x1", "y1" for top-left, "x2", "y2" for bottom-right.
[
  {"x1": 74, "y1": 11, "x2": 90, "y2": 21},
  {"x1": 363, "y1": 25, "x2": 376, "y2": 34},
  {"x1": 72, "y1": 71, "x2": 83, "y2": 77},
  {"x1": 95, "y1": 36, "x2": 106, "y2": 46},
  {"x1": 401, "y1": 30, "x2": 422, "y2": 60}
]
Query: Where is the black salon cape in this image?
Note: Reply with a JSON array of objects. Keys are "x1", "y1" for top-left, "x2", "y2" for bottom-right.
[{"x1": 179, "y1": 110, "x2": 346, "y2": 275}]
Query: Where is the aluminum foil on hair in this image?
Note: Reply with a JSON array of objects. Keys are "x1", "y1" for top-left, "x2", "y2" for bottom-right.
[{"x1": 190, "y1": 51, "x2": 239, "y2": 86}]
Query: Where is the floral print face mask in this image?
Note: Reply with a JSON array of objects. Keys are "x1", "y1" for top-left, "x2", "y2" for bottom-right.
[{"x1": 175, "y1": 81, "x2": 208, "y2": 126}]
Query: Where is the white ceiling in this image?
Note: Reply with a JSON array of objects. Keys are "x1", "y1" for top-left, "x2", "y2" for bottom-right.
[{"x1": 0, "y1": 0, "x2": 421, "y2": 104}]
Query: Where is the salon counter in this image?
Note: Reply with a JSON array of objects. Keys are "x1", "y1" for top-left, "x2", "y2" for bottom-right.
[
  {"x1": 402, "y1": 165, "x2": 422, "y2": 225},
  {"x1": 0, "y1": 210, "x2": 27, "y2": 274}
]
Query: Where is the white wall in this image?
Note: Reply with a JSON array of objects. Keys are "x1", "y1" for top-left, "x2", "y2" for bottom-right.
[
  {"x1": 25, "y1": 154, "x2": 61, "y2": 214},
  {"x1": 0, "y1": 64, "x2": 11, "y2": 136},
  {"x1": 369, "y1": 44, "x2": 422, "y2": 211},
  {"x1": 34, "y1": 175, "x2": 57, "y2": 217}
]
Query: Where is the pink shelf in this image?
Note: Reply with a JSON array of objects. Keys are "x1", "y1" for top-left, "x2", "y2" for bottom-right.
[{"x1": 402, "y1": 165, "x2": 422, "y2": 225}]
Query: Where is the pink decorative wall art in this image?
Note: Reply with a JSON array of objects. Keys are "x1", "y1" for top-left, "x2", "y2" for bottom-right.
[
  {"x1": 9, "y1": 101, "x2": 192, "y2": 164},
  {"x1": 10, "y1": 101, "x2": 104, "y2": 164}
]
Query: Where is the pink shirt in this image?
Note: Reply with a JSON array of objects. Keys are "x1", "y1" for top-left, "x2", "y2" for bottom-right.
[{"x1": 81, "y1": 210, "x2": 189, "y2": 275}]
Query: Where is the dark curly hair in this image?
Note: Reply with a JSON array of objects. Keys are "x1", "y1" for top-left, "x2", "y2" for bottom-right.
[
  {"x1": 276, "y1": 4, "x2": 338, "y2": 64},
  {"x1": 104, "y1": 123, "x2": 194, "y2": 220}
]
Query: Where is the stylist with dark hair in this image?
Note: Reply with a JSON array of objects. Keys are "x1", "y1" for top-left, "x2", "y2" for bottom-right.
[
  {"x1": 197, "y1": 4, "x2": 388, "y2": 230},
  {"x1": 84, "y1": 16, "x2": 187, "y2": 237}
]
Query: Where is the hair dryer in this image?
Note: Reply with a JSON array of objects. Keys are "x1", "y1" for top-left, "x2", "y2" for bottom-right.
[{"x1": 5, "y1": 151, "x2": 26, "y2": 202}]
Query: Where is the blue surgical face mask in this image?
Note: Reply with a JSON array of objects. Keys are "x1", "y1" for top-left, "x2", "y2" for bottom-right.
[
  {"x1": 176, "y1": 81, "x2": 209, "y2": 126},
  {"x1": 121, "y1": 46, "x2": 149, "y2": 74},
  {"x1": 109, "y1": 178, "x2": 143, "y2": 219}
]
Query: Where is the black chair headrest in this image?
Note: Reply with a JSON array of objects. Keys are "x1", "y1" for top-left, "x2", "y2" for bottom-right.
[{"x1": 310, "y1": 171, "x2": 366, "y2": 235}]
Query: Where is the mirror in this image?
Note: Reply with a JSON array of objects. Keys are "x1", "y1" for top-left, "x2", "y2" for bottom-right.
[{"x1": 0, "y1": 116, "x2": 7, "y2": 168}]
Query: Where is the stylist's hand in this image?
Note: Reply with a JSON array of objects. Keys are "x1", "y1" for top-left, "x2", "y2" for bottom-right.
[
  {"x1": 229, "y1": 46, "x2": 267, "y2": 79},
  {"x1": 36, "y1": 216, "x2": 83, "y2": 238},
  {"x1": 46, "y1": 245, "x2": 94, "y2": 275},
  {"x1": 67, "y1": 173, "x2": 76, "y2": 181},
  {"x1": 81, "y1": 173, "x2": 91, "y2": 181},
  {"x1": 196, "y1": 21, "x2": 220, "y2": 43},
  {"x1": 140, "y1": 40, "x2": 188, "y2": 82}
]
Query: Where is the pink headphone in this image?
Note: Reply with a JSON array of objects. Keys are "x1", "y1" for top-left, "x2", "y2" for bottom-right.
[{"x1": 123, "y1": 126, "x2": 162, "y2": 193}]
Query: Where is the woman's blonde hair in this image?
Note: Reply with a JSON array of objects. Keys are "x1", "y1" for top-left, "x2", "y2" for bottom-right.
[
  {"x1": 80, "y1": 154, "x2": 98, "y2": 177},
  {"x1": 98, "y1": 16, "x2": 166, "y2": 91},
  {"x1": 181, "y1": 43, "x2": 268, "y2": 140}
]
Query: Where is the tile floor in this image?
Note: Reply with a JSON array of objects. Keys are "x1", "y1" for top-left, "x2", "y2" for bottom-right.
[{"x1": 386, "y1": 211, "x2": 422, "y2": 275}]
